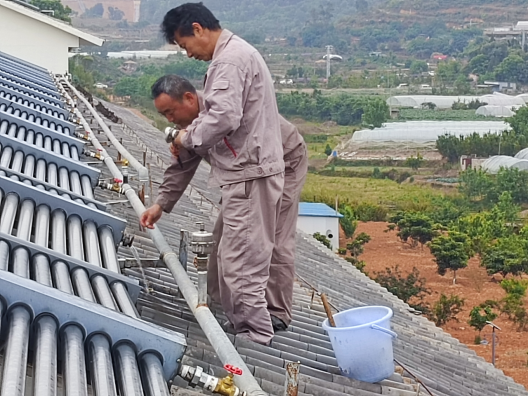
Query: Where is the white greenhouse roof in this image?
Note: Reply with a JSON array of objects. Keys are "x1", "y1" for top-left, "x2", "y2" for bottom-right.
[
  {"x1": 350, "y1": 121, "x2": 509, "y2": 143},
  {"x1": 388, "y1": 93, "x2": 525, "y2": 109},
  {"x1": 481, "y1": 155, "x2": 528, "y2": 173},
  {"x1": 387, "y1": 95, "x2": 478, "y2": 109},
  {"x1": 475, "y1": 105, "x2": 519, "y2": 118},
  {"x1": 515, "y1": 148, "x2": 528, "y2": 159}
]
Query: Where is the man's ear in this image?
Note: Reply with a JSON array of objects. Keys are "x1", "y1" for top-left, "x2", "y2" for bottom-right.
[
  {"x1": 192, "y1": 22, "x2": 204, "y2": 37},
  {"x1": 183, "y1": 92, "x2": 195, "y2": 103}
]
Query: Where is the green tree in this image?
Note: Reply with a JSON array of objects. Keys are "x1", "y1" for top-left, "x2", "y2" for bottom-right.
[
  {"x1": 108, "y1": 6, "x2": 124, "y2": 20},
  {"x1": 430, "y1": 294, "x2": 464, "y2": 326},
  {"x1": 324, "y1": 144, "x2": 332, "y2": 156},
  {"x1": 458, "y1": 168, "x2": 493, "y2": 202},
  {"x1": 409, "y1": 60, "x2": 428, "y2": 75},
  {"x1": 362, "y1": 98, "x2": 389, "y2": 128},
  {"x1": 481, "y1": 234, "x2": 528, "y2": 277},
  {"x1": 339, "y1": 204, "x2": 358, "y2": 239},
  {"x1": 346, "y1": 232, "x2": 371, "y2": 260},
  {"x1": 469, "y1": 306, "x2": 498, "y2": 336},
  {"x1": 82, "y1": 2, "x2": 104, "y2": 18},
  {"x1": 390, "y1": 212, "x2": 437, "y2": 248},
  {"x1": 429, "y1": 232, "x2": 470, "y2": 284},
  {"x1": 30, "y1": 0, "x2": 72, "y2": 22}
]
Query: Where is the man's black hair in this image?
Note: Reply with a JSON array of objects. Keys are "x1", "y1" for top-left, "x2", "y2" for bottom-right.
[
  {"x1": 151, "y1": 75, "x2": 197, "y2": 100},
  {"x1": 161, "y1": 2, "x2": 221, "y2": 43}
]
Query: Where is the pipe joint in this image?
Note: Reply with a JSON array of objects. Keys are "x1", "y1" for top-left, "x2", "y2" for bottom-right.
[
  {"x1": 83, "y1": 148, "x2": 104, "y2": 161},
  {"x1": 179, "y1": 365, "x2": 246, "y2": 396}
]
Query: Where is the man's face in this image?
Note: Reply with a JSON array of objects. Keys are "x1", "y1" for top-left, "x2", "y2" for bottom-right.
[
  {"x1": 174, "y1": 23, "x2": 214, "y2": 61},
  {"x1": 154, "y1": 92, "x2": 199, "y2": 128}
]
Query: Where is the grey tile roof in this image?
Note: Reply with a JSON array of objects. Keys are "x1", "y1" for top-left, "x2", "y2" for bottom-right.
[{"x1": 100, "y1": 99, "x2": 528, "y2": 396}]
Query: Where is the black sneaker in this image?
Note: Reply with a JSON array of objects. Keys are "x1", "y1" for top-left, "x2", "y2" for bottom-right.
[{"x1": 271, "y1": 315, "x2": 288, "y2": 332}]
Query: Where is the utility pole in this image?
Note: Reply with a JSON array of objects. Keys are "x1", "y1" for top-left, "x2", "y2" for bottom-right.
[{"x1": 325, "y1": 45, "x2": 333, "y2": 80}]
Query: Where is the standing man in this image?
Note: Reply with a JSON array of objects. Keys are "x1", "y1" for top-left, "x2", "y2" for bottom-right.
[
  {"x1": 140, "y1": 75, "x2": 307, "y2": 338},
  {"x1": 159, "y1": 3, "x2": 285, "y2": 345}
]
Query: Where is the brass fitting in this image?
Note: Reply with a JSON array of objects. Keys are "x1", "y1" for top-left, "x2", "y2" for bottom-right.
[
  {"x1": 121, "y1": 159, "x2": 129, "y2": 166},
  {"x1": 214, "y1": 365, "x2": 243, "y2": 396},
  {"x1": 111, "y1": 178, "x2": 123, "y2": 193}
]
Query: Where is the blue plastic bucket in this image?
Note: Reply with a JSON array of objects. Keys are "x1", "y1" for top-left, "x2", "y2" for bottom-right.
[{"x1": 322, "y1": 306, "x2": 397, "y2": 383}]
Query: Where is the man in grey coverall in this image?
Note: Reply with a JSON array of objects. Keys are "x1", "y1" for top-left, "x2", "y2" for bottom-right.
[
  {"x1": 141, "y1": 76, "x2": 307, "y2": 345},
  {"x1": 147, "y1": 3, "x2": 304, "y2": 345}
]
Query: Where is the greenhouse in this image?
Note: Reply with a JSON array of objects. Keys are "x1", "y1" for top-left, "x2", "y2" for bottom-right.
[
  {"x1": 387, "y1": 95, "x2": 478, "y2": 109},
  {"x1": 514, "y1": 148, "x2": 528, "y2": 159},
  {"x1": 387, "y1": 93, "x2": 525, "y2": 109},
  {"x1": 475, "y1": 105, "x2": 520, "y2": 118},
  {"x1": 480, "y1": 155, "x2": 528, "y2": 173},
  {"x1": 349, "y1": 121, "x2": 509, "y2": 144}
]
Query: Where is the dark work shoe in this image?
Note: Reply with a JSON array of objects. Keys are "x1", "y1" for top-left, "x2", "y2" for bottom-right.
[{"x1": 271, "y1": 315, "x2": 288, "y2": 332}]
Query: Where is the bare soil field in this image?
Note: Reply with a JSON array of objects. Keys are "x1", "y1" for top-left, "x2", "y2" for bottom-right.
[{"x1": 341, "y1": 222, "x2": 528, "y2": 389}]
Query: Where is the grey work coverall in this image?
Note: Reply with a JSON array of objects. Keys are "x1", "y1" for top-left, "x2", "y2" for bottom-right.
[
  {"x1": 156, "y1": 117, "x2": 307, "y2": 345},
  {"x1": 179, "y1": 30, "x2": 287, "y2": 344}
]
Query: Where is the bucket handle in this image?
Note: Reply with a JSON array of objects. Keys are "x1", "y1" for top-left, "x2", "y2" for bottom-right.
[{"x1": 371, "y1": 324, "x2": 397, "y2": 339}]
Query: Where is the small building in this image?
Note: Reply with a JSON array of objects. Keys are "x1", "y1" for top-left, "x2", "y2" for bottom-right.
[
  {"x1": 483, "y1": 81, "x2": 517, "y2": 93},
  {"x1": 297, "y1": 202, "x2": 343, "y2": 252},
  {"x1": 0, "y1": 0, "x2": 103, "y2": 74}
]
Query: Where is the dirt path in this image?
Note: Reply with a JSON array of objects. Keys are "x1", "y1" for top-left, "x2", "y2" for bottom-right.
[{"x1": 342, "y1": 222, "x2": 528, "y2": 388}]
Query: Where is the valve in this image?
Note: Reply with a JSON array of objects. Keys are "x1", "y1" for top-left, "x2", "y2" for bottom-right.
[
  {"x1": 121, "y1": 159, "x2": 129, "y2": 184},
  {"x1": 214, "y1": 365, "x2": 244, "y2": 396},
  {"x1": 83, "y1": 148, "x2": 104, "y2": 160},
  {"x1": 98, "y1": 178, "x2": 125, "y2": 194},
  {"x1": 73, "y1": 131, "x2": 92, "y2": 141},
  {"x1": 190, "y1": 222, "x2": 215, "y2": 257}
]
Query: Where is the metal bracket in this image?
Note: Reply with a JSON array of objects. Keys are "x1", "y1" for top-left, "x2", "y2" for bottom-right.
[
  {"x1": 0, "y1": 231, "x2": 140, "y2": 301},
  {"x1": 0, "y1": 133, "x2": 100, "y2": 186},
  {"x1": 0, "y1": 84, "x2": 69, "y2": 119},
  {"x1": 0, "y1": 111, "x2": 84, "y2": 151},
  {"x1": 0, "y1": 96, "x2": 75, "y2": 134},
  {"x1": 0, "y1": 270, "x2": 186, "y2": 380},
  {"x1": 0, "y1": 176, "x2": 126, "y2": 243},
  {"x1": 179, "y1": 230, "x2": 188, "y2": 272},
  {"x1": 0, "y1": 165, "x2": 105, "y2": 210}
]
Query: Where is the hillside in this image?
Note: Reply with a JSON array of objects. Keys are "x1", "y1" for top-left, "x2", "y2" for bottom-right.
[{"x1": 137, "y1": 0, "x2": 528, "y2": 37}]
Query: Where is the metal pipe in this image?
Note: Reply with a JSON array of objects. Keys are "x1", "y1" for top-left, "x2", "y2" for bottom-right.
[
  {"x1": 70, "y1": 171, "x2": 82, "y2": 195},
  {"x1": 123, "y1": 184, "x2": 264, "y2": 396},
  {"x1": 59, "y1": 167, "x2": 70, "y2": 190},
  {"x1": 92, "y1": 274, "x2": 118, "y2": 310},
  {"x1": 139, "y1": 353, "x2": 170, "y2": 396},
  {"x1": 14, "y1": 199, "x2": 33, "y2": 277},
  {"x1": 73, "y1": 107, "x2": 123, "y2": 181},
  {"x1": 51, "y1": 261, "x2": 74, "y2": 294},
  {"x1": 87, "y1": 333, "x2": 118, "y2": 396},
  {"x1": 47, "y1": 163, "x2": 57, "y2": 186},
  {"x1": 65, "y1": 81, "x2": 148, "y2": 181},
  {"x1": 99, "y1": 226, "x2": 120, "y2": 273},
  {"x1": 110, "y1": 281, "x2": 139, "y2": 318},
  {"x1": 114, "y1": 342, "x2": 144, "y2": 396},
  {"x1": 0, "y1": 193, "x2": 19, "y2": 271},
  {"x1": 33, "y1": 315, "x2": 58, "y2": 396},
  {"x1": 81, "y1": 175, "x2": 94, "y2": 200},
  {"x1": 23, "y1": 154, "x2": 35, "y2": 177},
  {"x1": 284, "y1": 361, "x2": 300, "y2": 396},
  {"x1": 62, "y1": 324, "x2": 88, "y2": 396},
  {"x1": 51, "y1": 210, "x2": 67, "y2": 254},
  {"x1": 71, "y1": 268, "x2": 97, "y2": 302},
  {"x1": 67, "y1": 215, "x2": 84, "y2": 260},
  {"x1": 83, "y1": 220, "x2": 102, "y2": 266},
  {"x1": 1, "y1": 305, "x2": 31, "y2": 396},
  {"x1": 33, "y1": 204, "x2": 52, "y2": 286}
]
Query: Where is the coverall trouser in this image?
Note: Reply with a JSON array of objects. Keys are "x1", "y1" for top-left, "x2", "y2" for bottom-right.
[
  {"x1": 210, "y1": 173, "x2": 284, "y2": 345},
  {"x1": 208, "y1": 150, "x2": 307, "y2": 343}
]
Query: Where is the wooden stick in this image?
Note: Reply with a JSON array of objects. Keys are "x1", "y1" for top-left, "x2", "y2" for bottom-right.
[{"x1": 320, "y1": 293, "x2": 336, "y2": 327}]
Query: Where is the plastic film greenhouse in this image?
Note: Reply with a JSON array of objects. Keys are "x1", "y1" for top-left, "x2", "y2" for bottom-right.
[
  {"x1": 475, "y1": 105, "x2": 520, "y2": 117},
  {"x1": 481, "y1": 155, "x2": 528, "y2": 173},
  {"x1": 387, "y1": 93, "x2": 526, "y2": 109}
]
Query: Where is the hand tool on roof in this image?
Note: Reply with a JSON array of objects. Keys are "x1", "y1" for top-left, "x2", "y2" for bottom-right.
[{"x1": 164, "y1": 126, "x2": 184, "y2": 168}]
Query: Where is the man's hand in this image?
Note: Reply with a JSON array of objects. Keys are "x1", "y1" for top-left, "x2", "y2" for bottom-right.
[
  {"x1": 169, "y1": 142, "x2": 180, "y2": 158},
  {"x1": 140, "y1": 204, "x2": 163, "y2": 229},
  {"x1": 173, "y1": 129, "x2": 187, "y2": 147}
]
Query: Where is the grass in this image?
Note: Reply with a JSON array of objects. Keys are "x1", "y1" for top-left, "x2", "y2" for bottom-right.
[
  {"x1": 301, "y1": 173, "x2": 454, "y2": 211},
  {"x1": 398, "y1": 108, "x2": 489, "y2": 121}
]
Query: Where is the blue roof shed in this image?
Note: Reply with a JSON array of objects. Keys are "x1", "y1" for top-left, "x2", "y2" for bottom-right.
[{"x1": 298, "y1": 202, "x2": 343, "y2": 218}]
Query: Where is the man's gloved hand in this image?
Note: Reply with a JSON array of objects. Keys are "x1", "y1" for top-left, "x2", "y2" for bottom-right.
[
  {"x1": 169, "y1": 142, "x2": 180, "y2": 158},
  {"x1": 140, "y1": 204, "x2": 163, "y2": 229}
]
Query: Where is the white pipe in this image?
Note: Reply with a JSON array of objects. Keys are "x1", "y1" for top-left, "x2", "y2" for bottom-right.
[{"x1": 64, "y1": 80, "x2": 148, "y2": 181}]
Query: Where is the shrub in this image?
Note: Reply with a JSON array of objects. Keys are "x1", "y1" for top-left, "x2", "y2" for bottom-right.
[
  {"x1": 337, "y1": 248, "x2": 347, "y2": 255},
  {"x1": 313, "y1": 232, "x2": 331, "y2": 249},
  {"x1": 374, "y1": 266, "x2": 430, "y2": 313},
  {"x1": 469, "y1": 306, "x2": 498, "y2": 335},
  {"x1": 430, "y1": 294, "x2": 464, "y2": 326},
  {"x1": 354, "y1": 203, "x2": 388, "y2": 222}
]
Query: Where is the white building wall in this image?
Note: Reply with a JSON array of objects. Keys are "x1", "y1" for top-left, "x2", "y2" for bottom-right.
[
  {"x1": 297, "y1": 216, "x2": 340, "y2": 252},
  {"x1": 0, "y1": 7, "x2": 79, "y2": 73}
]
